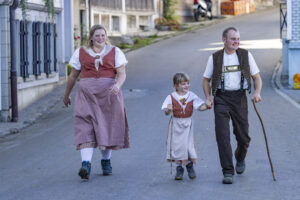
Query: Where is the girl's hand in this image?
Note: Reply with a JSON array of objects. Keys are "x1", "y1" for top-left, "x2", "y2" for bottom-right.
[
  {"x1": 109, "y1": 84, "x2": 120, "y2": 95},
  {"x1": 63, "y1": 96, "x2": 71, "y2": 107},
  {"x1": 165, "y1": 104, "x2": 172, "y2": 115},
  {"x1": 199, "y1": 104, "x2": 207, "y2": 111}
]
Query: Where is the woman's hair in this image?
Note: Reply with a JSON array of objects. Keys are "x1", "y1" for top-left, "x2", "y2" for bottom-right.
[
  {"x1": 86, "y1": 24, "x2": 110, "y2": 48},
  {"x1": 173, "y1": 72, "x2": 190, "y2": 86}
]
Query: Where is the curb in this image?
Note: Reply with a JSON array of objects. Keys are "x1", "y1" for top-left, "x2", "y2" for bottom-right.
[{"x1": 271, "y1": 61, "x2": 300, "y2": 110}]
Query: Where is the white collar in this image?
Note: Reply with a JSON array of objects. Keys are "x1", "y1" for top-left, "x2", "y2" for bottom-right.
[{"x1": 83, "y1": 45, "x2": 113, "y2": 58}]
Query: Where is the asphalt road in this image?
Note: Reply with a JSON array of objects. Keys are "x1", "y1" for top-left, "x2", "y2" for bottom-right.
[{"x1": 1, "y1": 7, "x2": 300, "y2": 200}]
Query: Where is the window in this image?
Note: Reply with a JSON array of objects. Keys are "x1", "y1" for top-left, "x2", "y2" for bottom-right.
[{"x1": 112, "y1": 16, "x2": 120, "y2": 31}]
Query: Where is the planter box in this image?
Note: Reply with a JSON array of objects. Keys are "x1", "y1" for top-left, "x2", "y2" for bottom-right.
[{"x1": 156, "y1": 25, "x2": 170, "y2": 31}]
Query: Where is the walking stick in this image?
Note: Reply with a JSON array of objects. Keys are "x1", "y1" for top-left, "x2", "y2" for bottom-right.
[{"x1": 252, "y1": 99, "x2": 276, "y2": 181}]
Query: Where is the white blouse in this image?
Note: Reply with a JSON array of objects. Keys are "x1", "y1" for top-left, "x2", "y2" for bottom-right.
[
  {"x1": 161, "y1": 91, "x2": 205, "y2": 110},
  {"x1": 69, "y1": 44, "x2": 128, "y2": 70},
  {"x1": 203, "y1": 51, "x2": 260, "y2": 90}
]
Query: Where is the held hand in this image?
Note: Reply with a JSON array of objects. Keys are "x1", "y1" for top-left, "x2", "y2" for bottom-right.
[
  {"x1": 109, "y1": 84, "x2": 120, "y2": 95},
  {"x1": 63, "y1": 96, "x2": 71, "y2": 107},
  {"x1": 205, "y1": 97, "x2": 213, "y2": 109},
  {"x1": 165, "y1": 104, "x2": 172, "y2": 115},
  {"x1": 199, "y1": 104, "x2": 207, "y2": 111},
  {"x1": 252, "y1": 92, "x2": 262, "y2": 103}
]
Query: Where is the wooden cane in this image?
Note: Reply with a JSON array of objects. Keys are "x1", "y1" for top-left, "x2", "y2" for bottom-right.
[{"x1": 252, "y1": 99, "x2": 276, "y2": 181}]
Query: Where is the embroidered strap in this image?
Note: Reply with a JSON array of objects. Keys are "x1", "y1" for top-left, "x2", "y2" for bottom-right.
[{"x1": 221, "y1": 65, "x2": 244, "y2": 91}]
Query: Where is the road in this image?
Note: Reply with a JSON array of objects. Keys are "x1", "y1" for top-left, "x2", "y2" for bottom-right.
[{"x1": 1, "y1": 7, "x2": 300, "y2": 200}]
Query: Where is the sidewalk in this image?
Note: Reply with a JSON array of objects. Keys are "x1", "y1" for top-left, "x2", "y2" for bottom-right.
[
  {"x1": 0, "y1": 81, "x2": 67, "y2": 138},
  {"x1": 272, "y1": 61, "x2": 300, "y2": 110}
]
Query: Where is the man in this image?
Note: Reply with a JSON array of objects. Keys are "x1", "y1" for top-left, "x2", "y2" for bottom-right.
[{"x1": 202, "y1": 27, "x2": 262, "y2": 184}]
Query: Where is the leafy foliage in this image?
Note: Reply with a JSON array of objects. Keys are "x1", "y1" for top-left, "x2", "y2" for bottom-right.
[{"x1": 20, "y1": 0, "x2": 55, "y2": 21}]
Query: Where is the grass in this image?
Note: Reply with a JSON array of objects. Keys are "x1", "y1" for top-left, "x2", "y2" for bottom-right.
[{"x1": 118, "y1": 34, "x2": 160, "y2": 50}]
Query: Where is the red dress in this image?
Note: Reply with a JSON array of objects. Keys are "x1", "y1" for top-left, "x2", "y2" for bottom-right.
[{"x1": 74, "y1": 47, "x2": 129, "y2": 150}]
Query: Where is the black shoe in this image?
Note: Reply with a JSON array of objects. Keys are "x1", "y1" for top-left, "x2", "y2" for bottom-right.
[
  {"x1": 78, "y1": 161, "x2": 91, "y2": 180},
  {"x1": 186, "y1": 162, "x2": 196, "y2": 179},
  {"x1": 175, "y1": 166, "x2": 184, "y2": 180},
  {"x1": 222, "y1": 173, "x2": 233, "y2": 184},
  {"x1": 101, "y1": 159, "x2": 112, "y2": 176},
  {"x1": 236, "y1": 160, "x2": 245, "y2": 174}
]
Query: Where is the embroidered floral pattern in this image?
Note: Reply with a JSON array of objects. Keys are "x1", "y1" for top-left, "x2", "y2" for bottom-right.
[{"x1": 180, "y1": 98, "x2": 186, "y2": 105}]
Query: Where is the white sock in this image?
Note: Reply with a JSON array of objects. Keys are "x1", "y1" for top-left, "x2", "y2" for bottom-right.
[
  {"x1": 101, "y1": 149, "x2": 112, "y2": 160},
  {"x1": 80, "y1": 148, "x2": 94, "y2": 162},
  {"x1": 176, "y1": 163, "x2": 182, "y2": 167}
]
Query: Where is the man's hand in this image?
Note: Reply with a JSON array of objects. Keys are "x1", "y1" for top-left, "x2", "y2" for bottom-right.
[
  {"x1": 252, "y1": 73, "x2": 262, "y2": 103},
  {"x1": 205, "y1": 96, "x2": 214, "y2": 109},
  {"x1": 252, "y1": 92, "x2": 261, "y2": 103}
]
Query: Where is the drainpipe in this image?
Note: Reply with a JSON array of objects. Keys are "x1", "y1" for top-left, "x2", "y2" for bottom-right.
[
  {"x1": 88, "y1": 0, "x2": 91, "y2": 29},
  {"x1": 10, "y1": 0, "x2": 19, "y2": 122}
]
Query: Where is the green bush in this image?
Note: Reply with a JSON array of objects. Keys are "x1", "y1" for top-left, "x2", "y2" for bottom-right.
[
  {"x1": 119, "y1": 43, "x2": 133, "y2": 49},
  {"x1": 66, "y1": 64, "x2": 72, "y2": 76}
]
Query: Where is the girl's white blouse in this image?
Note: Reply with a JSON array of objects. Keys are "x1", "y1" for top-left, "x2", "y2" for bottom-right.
[
  {"x1": 69, "y1": 44, "x2": 128, "y2": 70},
  {"x1": 161, "y1": 91, "x2": 204, "y2": 110}
]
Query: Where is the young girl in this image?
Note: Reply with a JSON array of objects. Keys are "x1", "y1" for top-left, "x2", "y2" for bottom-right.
[{"x1": 161, "y1": 72, "x2": 207, "y2": 180}]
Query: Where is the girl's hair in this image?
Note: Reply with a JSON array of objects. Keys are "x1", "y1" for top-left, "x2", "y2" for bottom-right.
[
  {"x1": 173, "y1": 72, "x2": 190, "y2": 86},
  {"x1": 86, "y1": 24, "x2": 110, "y2": 48}
]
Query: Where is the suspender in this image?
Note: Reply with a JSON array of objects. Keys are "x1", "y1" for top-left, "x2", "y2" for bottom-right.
[{"x1": 221, "y1": 65, "x2": 244, "y2": 91}]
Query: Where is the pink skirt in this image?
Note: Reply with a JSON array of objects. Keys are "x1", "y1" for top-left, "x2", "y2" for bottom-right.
[{"x1": 74, "y1": 78, "x2": 129, "y2": 150}]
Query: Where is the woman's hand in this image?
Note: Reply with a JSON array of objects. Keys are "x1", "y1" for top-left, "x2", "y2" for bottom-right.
[
  {"x1": 63, "y1": 96, "x2": 71, "y2": 107},
  {"x1": 109, "y1": 84, "x2": 120, "y2": 95}
]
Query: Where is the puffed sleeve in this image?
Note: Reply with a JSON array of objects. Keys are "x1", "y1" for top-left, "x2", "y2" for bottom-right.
[
  {"x1": 190, "y1": 92, "x2": 205, "y2": 110},
  {"x1": 115, "y1": 47, "x2": 128, "y2": 68},
  {"x1": 161, "y1": 95, "x2": 172, "y2": 110},
  {"x1": 68, "y1": 48, "x2": 81, "y2": 70}
]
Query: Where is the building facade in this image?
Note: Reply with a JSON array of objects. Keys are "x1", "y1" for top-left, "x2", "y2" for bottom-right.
[
  {"x1": 0, "y1": 0, "x2": 70, "y2": 121},
  {"x1": 282, "y1": 0, "x2": 300, "y2": 87},
  {"x1": 71, "y1": 0, "x2": 157, "y2": 40}
]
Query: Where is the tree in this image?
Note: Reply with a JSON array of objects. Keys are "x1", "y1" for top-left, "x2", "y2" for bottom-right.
[{"x1": 162, "y1": 0, "x2": 177, "y2": 21}]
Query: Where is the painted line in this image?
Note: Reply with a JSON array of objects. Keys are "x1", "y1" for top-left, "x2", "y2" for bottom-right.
[{"x1": 271, "y1": 62, "x2": 300, "y2": 110}]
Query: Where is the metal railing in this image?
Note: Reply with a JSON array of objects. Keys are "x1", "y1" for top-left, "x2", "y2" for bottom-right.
[
  {"x1": 32, "y1": 22, "x2": 41, "y2": 76},
  {"x1": 18, "y1": 20, "x2": 57, "y2": 80},
  {"x1": 20, "y1": 20, "x2": 29, "y2": 78}
]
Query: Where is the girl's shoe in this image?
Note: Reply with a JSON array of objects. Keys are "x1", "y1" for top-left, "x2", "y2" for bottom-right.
[
  {"x1": 101, "y1": 159, "x2": 112, "y2": 176},
  {"x1": 186, "y1": 162, "x2": 196, "y2": 179},
  {"x1": 175, "y1": 166, "x2": 184, "y2": 180},
  {"x1": 78, "y1": 161, "x2": 91, "y2": 179}
]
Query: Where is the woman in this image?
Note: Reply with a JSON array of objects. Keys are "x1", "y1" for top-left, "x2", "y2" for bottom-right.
[{"x1": 63, "y1": 24, "x2": 129, "y2": 180}]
